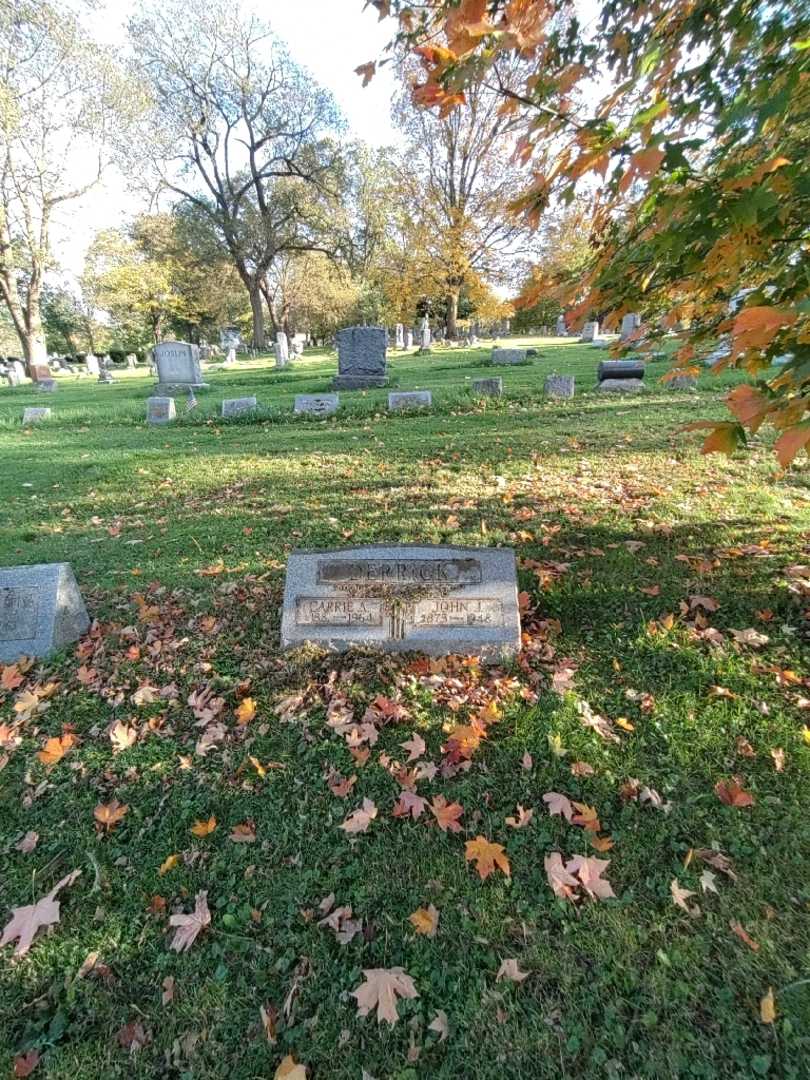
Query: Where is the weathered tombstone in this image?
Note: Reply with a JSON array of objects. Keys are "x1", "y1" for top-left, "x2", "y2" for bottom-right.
[
  {"x1": 333, "y1": 326, "x2": 388, "y2": 389},
  {"x1": 29, "y1": 363, "x2": 51, "y2": 383},
  {"x1": 275, "y1": 332, "x2": 290, "y2": 368},
  {"x1": 221, "y1": 396, "x2": 258, "y2": 418},
  {"x1": 98, "y1": 370, "x2": 114, "y2": 384},
  {"x1": 0, "y1": 562, "x2": 90, "y2": 663},
  {"x1": 147, "y1": 396, "x2": 176, "y2": 424},
  {"x1": 491, "y1": 348, "x2": 527, "y2": 365},
  {"x1": 154, "y1": 341, "x2": 207, "y2": 392},
  {"x1": 620, "y1": 313, "x2": 641, "y2": 341},
  {"x1": 291, "y1": 338, "x2": 304, "y2": 357},
  {"x1": 10, "y1": 360, "x2": 25, "y2": 384},
  {"x1": 472, "y1": 377, "x2": 503, "y2": 397},
  {"x1": 545, "y1": 374, "x2": 575, "y2": 399},
  {"x1": 395, "y1": 323, "x2": 405, "y2": 349},
  {"x1": 580, "y1": 321, "x2": 599, "y2": 342},
  {"x1": 22, "y1": 407, "x2": 51, "y2": 424},
  {"x1": 599, "y1": 378, "x2": 645, "y2": 393},
  {"x1": 85, "y1": 354, "x2": 100, "y2": 376},
  {"x1": 281, "y1": 544, "x2": 521, "y2": 658},
  {"x1": 6, "y1": 365, "x2": 22, "y2": 387},
  {"x1": 126, "y1": 353, "x2": 138, "y2": 369},
  {"x1": 388, "y1": 390, "x2": 432, "y2": 411},
  {"x1": 220, "y1": 327, "x2": 242, "y2": 351},
  {"x1": 555, "y1": 314, "x2": 567, "y2": 336},
  {"x1": 418, "y1": 318, "x2": 431, "y2": 353},
  {"x1": 598, "y1": 360, "x2": 645, "y2": 382},
  {"x1": 223, "y1": 347, "x2": 238, "y2": 367},
  {"x1": 294, "y1": 393, "x2": 340, "y2": 417},
  {"x1": 405, "y1": 329, "x2": 414, "y2": 349},
  {"x1": 703, "y1": 337, "x2": 730, "y2": 367},
  {"x1": 38, "y1": 379, "x2": 57, "y2": 393}
]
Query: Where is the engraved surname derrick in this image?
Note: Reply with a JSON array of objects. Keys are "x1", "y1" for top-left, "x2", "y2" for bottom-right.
[{"x1": 317, "y1": 558, "x2": 482, "y2": 585}]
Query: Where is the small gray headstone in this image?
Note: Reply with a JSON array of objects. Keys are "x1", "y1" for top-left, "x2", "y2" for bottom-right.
[
  {"x1": 555, "y1": 315, "x2": 567, "y2": 336},
  {"x1": 8, "y1": 360, "x2": 26, "y2": 385},
  {"x1": 580, "y1": 320, "x2": 599, "y2": 342},
  {"x1": 0, "y1": 562, "x2": 89, "y2": 663},
  {"x1": 154, "y1": 340, "x2": 207, "y2": 392},
  {"x1": 545, "y1": 374, "x2": 575, "y2": 399},
  {"x1": 405, "y1": 329, "x2": 414, "y2": 349},
  {"x1": 491, "y1": 348, "x2": 527, "y2": 365},
  {"x1": 599, "y1": 378, "x2": 646, "y2": 393},
  {"x1": 472, "y1": 377, "x2": 502, "y2": 397},
  {"x1": 85, "y1": 355, "x2": 100, "y2": 376},
  {"x1": 37, "y1": 379, "x2": 57, "y2": 392},
  {"x1": 395, "y1": 323, "x2": 405, "y2": 349},
  {"x1": 333, "y1": 326, "x2": 388, "y2": 389},
  {"x1": 388, "y1": 390, "x2": 431, "y2": 411},
  {"x1": 294, "y1": 393, "x2": 339, "y2": 416},
  {"x1": 147, "y1": 396, "x2": 176, "y2": 424},
  {"x1": 22, "y1": 407, "x2": 51, "y2": 424},
  {"x1": 221, "y1": 396, "x2": 257, "y2": 418},
  {"x1": 281, "y1": 544, "x2": 521, "y2": 659},
  {"x1": 620, "y1": 313, "x2": 641, "y2": 341},
  {"x1": 98, "y1": 370, "x2": 114, "y2": 384}
]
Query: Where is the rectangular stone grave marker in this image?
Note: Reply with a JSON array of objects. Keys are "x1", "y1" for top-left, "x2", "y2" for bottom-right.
[
  {"x1": 620, "y1": 313, "x2": 641, "y2": 340},
  {"x1": 580, "y1": 321, "x2": 599, "y2": 342},
  {"x1": 29, "y1": 363, "x2": 51, "y2": 382},
  {"x1": 545, "y1": 374, "x2": 575, "y2": 399},
  {"x1": 147, "y1": 396, "x2": 176, "y2": 424},
  {"x1": 221, "y1": 396, "x2": 257, "y2": 418},
  {"x1": 22, "y1": 407, "x2": 51, "y2": 424},
  {"x1": 294, "y1": 393, "x2": 339, "y2": 416},
  {"x1": 333, "y1": 326, "x2": 388, "y2": 389},
  {"x1": 599, "y1": 379, "x2": 646, "y2": 393},
  {"x1": 491, "y1": 348, "x2": 527, "y2": 365},
  {"x1": 154, "y1": 341, "x2": 207, "y2": 392},
  {"x1": 388, "y1": 390, "x2": 431, "y2": 411},
  {"x1": 38, "y1": 379, "x2": 57, "y2": 392},
  {"x1": 0, "y1": 562, "x2": 89, "y2": 663},
  {"x1": 281, "y1": 544, "x2": 520, "y2": 658},
  {"x1": 472, "y1": 377, "x2": 502, "y2": 397}
]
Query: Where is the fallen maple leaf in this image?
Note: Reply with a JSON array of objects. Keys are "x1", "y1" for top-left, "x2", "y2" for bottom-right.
[
  {"x1": 496, "y1": 958, "x2": 529, "y2": 983},
  {"x1": 392, "y1": 790, "x2": 428, "y2": 820},
  {"x1": 36, "y1": 733, "x2": 76, "y2": 766},
  {"x1": 567, "y1": 855, "x2": 615, "y2": 900},
  {"x1": 169, "y1": 890, "x2": 210, "y2": 952},
  {"x1": 465, "y1": 836, "x2": 510, "y2": 881},
  {"x1": 429, "y1": 794, "x2": 464, "y2": 833},
  {"x1": 229, "y1": 822, "x2": 257, "y2": 843},
  {"x1": 544, "y1": 852, "x2": 579, "y2": 899},
  {"x1": 715, "y1": 777, "x2": 755, "y2": 807},
  {"x1": 543, "y1": 791, "x2": 574, "y2": 822},
  {"x1": 700, "y1": 869, "x2": 719, "y2": 895},
  {"x1": 117, "y1": 1020, "x2": 150, "y2": 1052},
  {"x1": 162, "y1": 974, "x2": 175, "y2": 1005},
  {"x1": 409, "y1": 904, "x2": 439, "y2": 937},
  {"x1": 695, "y1": 848, "x2": 738, "y2": 881},
  {"x1": 1, "y1": 869, "x2": 81, "y2": 957},
  {"x1": 235, "y1": 697, "x2": 256, "y2": 725},
  {"x1": 275, "y1": 1055, "x2": 307, "y2": 1080},
  {"x1": 327, "y1": 771, "x2": 356, "y2": 798},
  {"x1": 760, "y1": 987, "x2": 776, "y2": 1024},
  {"x1": 505, "y1": 804, "x2": 533, "y2": 829},
  {"x1": 340, "y1": 798, "x2": 377, "y2": 834},
  {"x1": 351, "y1": 967, "x2": 419, "y2": 1025},
  {"x1": 571, "y1": 801, "x2": 600, "y2": 831},
  {"x1": 770, "y1": 747, "x2": 785, "y2": 772},
  {"x1": 94, "y1": 800, "x2": 129, "y2": 831},
  {"x1": 428, "y1": 1008, "x2": 449, "y2": 1042},
  {"x1": 400, "y1": 732, "x2": 426, "y2": 761},
  {"x1": 15, "y1": 831, "x2": 38, "y2": 854},
  {"x1": 2, "y1": 663, "x2": 24, "y2": 691},
  {"x1": 729, "y1": 627, "x2": 769, "y2": 648},
  {"x1": 190, "y1": 815, "x2": 217, "y2": 837},
  {"x1": 729, "y1": 920, "x2": 760, "y2": 951},
  {"x1": 13, "y1": 1049, "x2": 40, "y2": 1077},
  {"x1": 109, "y1": 720, "x2": 137, "y2": 753},
  {"x1": 671, "y1": 878, "x2": 700, "y2": 916},
  {"x1": 570, "y1": 761, "x2": 595, "y2": 777},
  {"x1": 159, "y1": 853, "x2": 179, "y2": 876}
]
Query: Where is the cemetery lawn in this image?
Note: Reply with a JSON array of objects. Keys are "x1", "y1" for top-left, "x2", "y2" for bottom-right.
[{"x1": 1, "y1": 340, "x2": 809, "y2": 1080}]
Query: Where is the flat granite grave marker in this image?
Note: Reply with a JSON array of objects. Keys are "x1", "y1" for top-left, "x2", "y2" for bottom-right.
[
  {"x1": 147, "y1": 396, "x2": 176, "y2": 424},
  {"x1": 221, "y1": 396, "x2": 257, "y2": 418},
  {"x1": 23, "y1": 407, "x2": 51, "y2": 424},
  {"x1": 0, "y1": 562, "x2": 89, "y2": 663},
  {"x1": 388, "y1": 390, "x2": 431, "y2": 411},
  {"x1": 281, "y1": 544, "x2": 520, "y2": 658},
  {"x1": 491, "y1": 348, "x2": 527, "y2": 365},
  {"x1": 545, "y1": 374, "x2": 575, "y2": 399},
  {"x1": 294, "y1": 393, "x2": 339, "y2": 416},
  {"x1": 333, "y1": 326, "x2": 388, "y2": 389},
  {"x1": 472, "y1": 377, "x2": 502, "y2": 397},
  {"x1": 154, "y1": 341, "x2": 207, "y2": 392}
]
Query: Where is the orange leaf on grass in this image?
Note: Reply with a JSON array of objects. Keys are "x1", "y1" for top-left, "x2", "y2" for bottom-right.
[
  {"x1": 234, "y1": 697, "x2": 256, "y2": 725},
  {"x1": 429, "y1": 795, "x2": 464, "y2": 833},
  {"x1": 730, "y1": 920, "x2": 760, "y2": 951},
  {"x1": 408, "y1": 904, "x2": 439, "y2": 937},
  {"x1": 37, "y1": 733, "x2": 76, "y2": 766},
  {"x1": 715, "y1": 778, "x2": 754, "y2": 807},
  {"x1": 94, "y1": 800, "x2": 129, "y2": 831},
  {"x1": 465, "y1": 836, "x2": 510, "y2": 881},
  {"x1": 190, "y1": 815, "x2": 217, "y2": 837}
]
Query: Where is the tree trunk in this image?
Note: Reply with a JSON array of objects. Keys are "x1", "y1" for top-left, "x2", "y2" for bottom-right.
[
  {"x1": 446, "y1": 290, "x2": 460, "y2": 339},
  {"x1": 249, "y1": 284, "x2": 266, "y2": 350}
]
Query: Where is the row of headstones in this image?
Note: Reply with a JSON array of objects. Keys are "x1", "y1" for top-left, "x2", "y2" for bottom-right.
[{"x1": 552, "y1": 314, "x2": 640, "y2": 343}]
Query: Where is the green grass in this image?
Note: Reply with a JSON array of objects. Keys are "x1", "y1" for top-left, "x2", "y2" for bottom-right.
[{"x1": 1, "y1": 339, "x2": 808, "y2": 1079}]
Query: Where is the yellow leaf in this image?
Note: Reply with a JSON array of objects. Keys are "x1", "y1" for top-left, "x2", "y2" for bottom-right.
[
  {"x1": 235, "y1": 697, "x2": 256, "y2": 725},
  {"x1": 94, "y1": 800, "x2": 129, "y2": 830},
  {"x1": 615, "y1": 717, "x2": 635, "y2": 732},
  {"x1": 801, "y1": 727, "x2": 810, "y2": 746},
  {"x1": 159, "y1": 854, "x2": 179, "y2": 875},
  {"x1": 465, "y1": 836, "x2": 511, "y2": 880},
  {"x1": 760, "y1": 987, "x2": 776, "y2": 1024},
  {"x1": 191, "y1": 815, "x2": 217, "y2": 837},
  {"x1": 275, "y1": 1054, "x2": 307, "y2": 1079},
  {"x1": 37, "y1": 733, "x2": 76, "y2": 766},
  {"x1": 249, "y1": 755, "x2": 267, "y2": 778},
  {"x1": 409, "y1": 904, "x2": 439, "y2": 937}
]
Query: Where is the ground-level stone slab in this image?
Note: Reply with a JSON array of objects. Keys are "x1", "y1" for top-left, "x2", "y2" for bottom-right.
[
  {"x1": 281, "y1": 544, "x2": 521, "y2": 659},
  {"x1": 0, "y1": 562, "x2": 89, "y2": 663},
  {"x1": 221, "y1": 396, "x2": 258, "y2": 418},
  {"x1": 294, "y1": 393, "x2": 339, "y2": 416},
  {"x1": 147, "y1": 396, "x2": 176, "y2": 424},
  {"x1": 472, "y1": 377, "x2": 502, "y2": 396},
  {"x1": 545, "y1": 375, "x2": 575, "y2": 399},
  {"x1": 388, "y1": 391, "x2": 431, "y2": 411},
  {"x1": 598, "y1": 378, "x2": 646, "y2": 393},
  {"x1": 491, "y1": 348, "x2": 528, "y2": 365},
  {"x1": 23, "y1": 408, "x2": 51, "y2": 424}
]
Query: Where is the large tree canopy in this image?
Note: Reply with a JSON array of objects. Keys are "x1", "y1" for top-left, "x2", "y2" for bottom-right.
[{"x1": 364, "y1": 0, "x2": 810, "y2": 466}]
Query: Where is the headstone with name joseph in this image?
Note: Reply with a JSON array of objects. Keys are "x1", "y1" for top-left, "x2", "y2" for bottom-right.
[
  {"x1": 154, "y1": 341, "x2": 207, "y2": 392},
  {"x1": 281, "y1": 544, "x2": 521, "y2": 658},
  {"x1": 333, "y1": 326, "x2": 388, "y2": 389},
  {"x1": 0, "y1": 562, "x2": 89, "y2": 663}
]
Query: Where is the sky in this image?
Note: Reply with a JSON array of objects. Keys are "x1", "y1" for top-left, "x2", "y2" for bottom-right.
[{"x1": 52, "y1": 0, "x2": 402, "y2": 280}]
